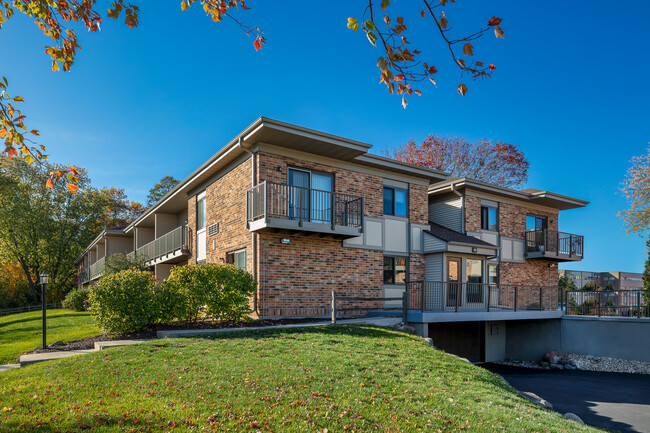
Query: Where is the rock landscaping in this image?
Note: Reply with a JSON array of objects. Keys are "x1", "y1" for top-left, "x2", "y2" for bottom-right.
[{"x1": 498, "y1": 350, "x2": 650, "y2": 375}]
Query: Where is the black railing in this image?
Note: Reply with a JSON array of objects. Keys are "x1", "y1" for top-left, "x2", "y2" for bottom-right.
[
  {"x1": 525, "y1": 229, "x2": 584, "y2": 257},
  {"x1": 566, "y1": 290, "x2": 650, "y2": 318},
  {"x1": 247, "y1": 181, "x2": 363, "y2": 229},
  {"x1": 406, "y1": 281, "x2": 559, "y2": 312}
]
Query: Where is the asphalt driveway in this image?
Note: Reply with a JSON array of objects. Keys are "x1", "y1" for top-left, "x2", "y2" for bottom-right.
[{"x1": 483, "y1": 363, "x2": 650, "y2": 433}]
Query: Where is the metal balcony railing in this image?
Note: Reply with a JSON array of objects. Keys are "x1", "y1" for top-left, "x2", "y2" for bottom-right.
[
  {"x1": 246, "y1": 181, "x2": 363, "y2": 229},
  {"x1": 406, "y1": 281, "x2": 560, "y2": 312},
  {"x1": 524, "y1": 229, "x2": 584, "y2": 258},
  {"x1": 78, "y1": 268, "x2": 89, "y2": 285},
  {"x1": 135, "y1": 225, "x2": 189, "y2": 263},
  {"x1": 88, "y1": 257, "x2": 105, "y2": 281}
]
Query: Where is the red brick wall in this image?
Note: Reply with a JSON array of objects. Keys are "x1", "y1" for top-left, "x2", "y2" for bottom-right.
[
  {"x1": 409, "y1": 183, "x2": 428, "y2": 225},
  {"x1": 499, "y1": 260, "x2": 559, "y2": 309},
  {"x1": 258, "y1": 232, "x2": 384, "y2": 317},
  {"x1": 257, "y1": 151, "x2": 385, "y2": 218},
  {"x1": 204, "y1": 159, "x2": 253, "y2": 271},
  {"x1": 464, "y1": 193, "x2": 559, "y2": 238}
]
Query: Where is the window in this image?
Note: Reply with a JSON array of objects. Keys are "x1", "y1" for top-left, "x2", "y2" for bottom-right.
[
  {"x1": 488, "y1": 264, "x2": 498, "y2": 284},
  {"x1": 226, "y1": 249, "x2": 247, "y2": 270},
  {"x1": 383, "y1": 256, "x2": 407, "y2": 284},
  {"x1": 383, "y1": 186, "x2": 408, "y2": 217},
  {"x1": 288, "y1": 168, "x2": 333, "y2": 223},
  {"x1": 197, "y1": 194, "x2": 206, "y2": 231},
  {"x1": 466, "y1": 259, "x2": 483, "y2": 284},
  {"x1": 526, "y1": 215, "x2": 547, "y2": 231},
  {"x1": 481, "y1": 206, "x2": 498, "y2": 231}
]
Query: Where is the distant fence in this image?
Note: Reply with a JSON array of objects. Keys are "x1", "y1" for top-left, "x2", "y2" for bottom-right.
[
  {"x1": 0, "y1": 302, "x2": 63, "y2": 317},
  {"x1": 565, "y1": 290, "x2": 650, "y2": 318}
]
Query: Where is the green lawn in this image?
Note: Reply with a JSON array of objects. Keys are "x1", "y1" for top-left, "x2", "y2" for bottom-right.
[
  {"x1": 0, "y1": 325, "x2": 601, "y2": 432},
  {"x1": 0, "y1": 309, "x2": 99, "y2": 364}
]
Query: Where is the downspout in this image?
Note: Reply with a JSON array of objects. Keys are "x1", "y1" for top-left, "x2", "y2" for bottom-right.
[{"x1": 239, "y1": 136, "x2": 259, "y2": 314}]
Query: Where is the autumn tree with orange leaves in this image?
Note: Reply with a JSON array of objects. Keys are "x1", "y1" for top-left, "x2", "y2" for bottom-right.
[
  {"x1": 0, "y1": 0, "x2": 505, "y2": 187},
  {"x1": 389, "y1": 135, "x2": 529, "y2": 189}
]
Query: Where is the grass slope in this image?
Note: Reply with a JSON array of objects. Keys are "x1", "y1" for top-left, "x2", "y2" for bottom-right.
[
  {"x1": 0, "y1": 326, "x2": 601, "y2": 432},
  {"x1": 0, "y1": 309, "x2": 99, "y2": 364}
]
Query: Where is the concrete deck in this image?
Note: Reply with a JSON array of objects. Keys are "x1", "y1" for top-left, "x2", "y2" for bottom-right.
[{"x1": 407, "y1": 309, "x2": 563, "y2": 323}]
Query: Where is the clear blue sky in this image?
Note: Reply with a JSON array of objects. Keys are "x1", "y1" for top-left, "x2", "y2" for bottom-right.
[{"x1": 1, "y1": 1, "x2": 649, "y2": 273}]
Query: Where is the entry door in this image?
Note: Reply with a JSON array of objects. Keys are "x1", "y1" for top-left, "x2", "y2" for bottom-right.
[{"x1": 446, "y1": 257, "x2": 461, "y2": 308}]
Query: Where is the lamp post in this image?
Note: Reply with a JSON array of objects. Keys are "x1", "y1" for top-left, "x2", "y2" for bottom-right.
[{"x1": 40, "y1": 273, "x2": 49, "y2": 349}]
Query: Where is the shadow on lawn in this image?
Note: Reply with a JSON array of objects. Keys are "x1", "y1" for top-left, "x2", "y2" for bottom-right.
[
  {"x1": 179, "y1": 323, "x2": 413, "y2": 342},
  {"x1": 0, "y1": 312, "x2": 86, "y2": 328}
]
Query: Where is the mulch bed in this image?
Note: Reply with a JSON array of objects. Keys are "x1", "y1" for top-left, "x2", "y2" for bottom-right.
[{"x1": 27, "y1": 317, "x2": 327, "y2": 356}]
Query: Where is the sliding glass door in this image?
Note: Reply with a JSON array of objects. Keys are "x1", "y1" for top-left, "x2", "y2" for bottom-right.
[{"x1": 288, "y1": 168, "x2": 333, "y2": 224}]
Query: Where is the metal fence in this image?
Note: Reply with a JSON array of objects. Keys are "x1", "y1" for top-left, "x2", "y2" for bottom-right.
[
  {"x1": 247, "y1": 181, "x2": 364, "y2": 229},
  {"x1": 566, "y1": 290, "x2": 650, "y2": 318},
  {"x1": 406, "y1": 281, "x2": 559, "y2": 312},
  {"x1": 0, "y1": 303, "x2": 63, "y2": 317},
  {"x1": 525, "y1": 229, "x2": 584, "y2": 257}
]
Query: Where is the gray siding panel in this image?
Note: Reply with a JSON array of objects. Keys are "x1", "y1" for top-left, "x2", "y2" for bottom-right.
[
  {"x1": 425, "y1": 253, "x2": 443, "y2": 281},
  {"x1": 429, "y1": 193, "x2": 463, "y2": 232},
  {"x1": 423, "y1": 233, "x2": 447, "y2": 253}
]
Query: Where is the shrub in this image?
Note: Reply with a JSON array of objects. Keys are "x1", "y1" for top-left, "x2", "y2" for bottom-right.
[
  {"x1": 104, "y1": 252, "x2": 148, "y2": 276},
  {"x1": 88, "y1": 269, "x2": 157, "y2": 334},
  {"x1": 165, "y1": 263, "x2": 256, "y2": 322},
  {"x1": 62, "y1": 287, "x2": 90, "y2": 311}
]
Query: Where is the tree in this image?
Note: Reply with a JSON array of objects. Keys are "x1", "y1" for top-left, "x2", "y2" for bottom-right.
[
  {"x1": 604, "y1": 282, "x2": 615, "y2": 291},
  {"x1": 146, "y1": 176, "x2": 180, "y2": 208},
  {"x1": 619, "y1": 148, "x2": 650, "y2": 234},
  {"x1": 642, "y1": 238, "x2": 650, "y2": 308},
  {"x1": 581, "y1": 280, "x2": 600, "y2": 292},
  {"x1": 388, "y1": 135, "x2": 529, "y2": 189},
  {"x1": 1, "y1": 1, "x2": 506, "y2": 183},
  {"x1": 0, "y1": 157, "x2": 107, "y2": 302},
  {"x1": 97, "y1": 187, "x2": 143, "y2": 228}
]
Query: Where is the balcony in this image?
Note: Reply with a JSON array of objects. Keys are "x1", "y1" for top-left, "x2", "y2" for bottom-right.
[
  {"x1": 134, "y1": 225, "x2": 190, "y2": 266},
  {"x1": 404, "y1": 281, "x2": 562, "y2": 323},
  {"x1": 246, "y1": 181, "x2": 364, "y2": 238},
  {"x1": 88, "y1": 257, "x2": 106, "y2": 281},
  {"x1": 78, "y1": 268, "x2": 89, "y2": 285},
  {"x1": 524, "y1": 229, "x2": 583, "y2": 261}
]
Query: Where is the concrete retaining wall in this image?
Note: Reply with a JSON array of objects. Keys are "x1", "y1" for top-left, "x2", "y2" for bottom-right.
[
  {"x1": 505, "y1": 319, "x2": 562, "y2": 361},
  {"x1": 561, "y1": 316, "x2": 650, "y2": 362}
]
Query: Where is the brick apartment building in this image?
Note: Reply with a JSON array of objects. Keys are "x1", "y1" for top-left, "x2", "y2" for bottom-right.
[
  {"x1": 75, "y1": 118, "x2": 588, "y2": 361},
  {"x1": 560, "y1": 269, "x2": 644, "y2": 290}
]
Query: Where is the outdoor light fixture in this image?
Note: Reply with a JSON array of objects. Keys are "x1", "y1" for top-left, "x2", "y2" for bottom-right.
[
  {"x1": 472, "y1": 247, "x2": 478, "y2": 253},
  {"x1": 40, "y1": 273, "x2": 49, "y2": 349},
  {"x1": 280, "y1": 238, "x2": 290, "y2": 244}
]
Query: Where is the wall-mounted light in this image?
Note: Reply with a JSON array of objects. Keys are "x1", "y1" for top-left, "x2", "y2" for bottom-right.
[
  {"x1": 472, "y1": 247, "x2": 478, "y2": 253},
  {"x1": 277, "y1": 166, "x2": 283, "y2": 172},
  {"x1": 280, "y1": 238, "x2": 290, "y2": 244}
]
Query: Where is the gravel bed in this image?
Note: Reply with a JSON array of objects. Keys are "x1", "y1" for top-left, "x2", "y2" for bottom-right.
[{"x1": 497, "y1": 353, "x2": 650, "y2": 375}]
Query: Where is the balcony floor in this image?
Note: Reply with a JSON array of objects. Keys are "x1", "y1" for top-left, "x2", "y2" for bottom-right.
[
  {"x1": 525, "y1": 251, "x2": 583, "y2": 262},
  {"x1": 249, "y1": 217, "x2": 362, "y2": 239}
]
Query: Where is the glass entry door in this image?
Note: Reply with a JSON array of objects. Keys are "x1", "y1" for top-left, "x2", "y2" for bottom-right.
[
  {"x1": 446, "y1": 257, "x2": 461, "y2": 307},
  {"x1": 288, "y1": 169, "x2": 333, "y2": 224}
]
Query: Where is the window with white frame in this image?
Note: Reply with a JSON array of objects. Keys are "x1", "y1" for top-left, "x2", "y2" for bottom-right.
[{"x1": 226, "y1": 248, "x2": 247, "y2": 270}]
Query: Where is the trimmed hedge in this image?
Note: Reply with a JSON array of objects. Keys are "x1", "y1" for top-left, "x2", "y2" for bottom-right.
[
  {"x1": 165, "y1": 263, "x2": 256, "y2": 322},
  {"x1": 62, "y1": 287, "x2": 90, "y2": 311},
  {"x1": 89, "y1": 269, "x2": 157, "y2": 334},
  {"x1": 88, "y1": 264, "x2": 256, "y2": 333}
]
